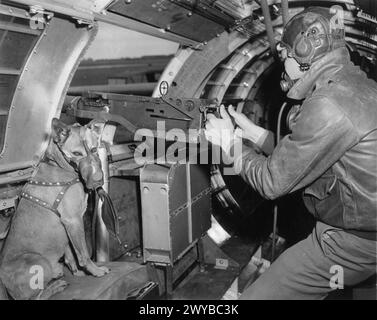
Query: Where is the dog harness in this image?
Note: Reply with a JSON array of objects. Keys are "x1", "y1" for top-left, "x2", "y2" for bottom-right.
[
  {"x1": 19, "y1": 125, "x2": 90, "y2": 218},
  {"x1": 20, "y1": 178, "x2": 81, "y2": 218}
]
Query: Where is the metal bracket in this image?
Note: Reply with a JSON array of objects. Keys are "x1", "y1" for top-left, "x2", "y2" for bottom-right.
[
  {"x1": 230, "y1": 16, "x2": 255, "y2": 37},
  {"x1": 11, "y1": 0, "x2": 94, "y2": 23},
  {"x1": 29, "y1": 5, "x2": 54, "y2": 30},
  {"x1": 29, "y1": 5, "x2": 53, "y2": 19},
  {"x1": 75, "y1": 17, "x2": 95, "y2": 28}
]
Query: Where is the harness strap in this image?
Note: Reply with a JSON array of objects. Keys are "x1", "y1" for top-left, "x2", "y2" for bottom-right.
[
  {"x1": 51, "y1": 183, "x2": 74, "y2": 212},
  {"x1": 20, "y1": 192, "x2": 61, "y2": 218},
  {"x1": 28, "y1": 178, "x2": 80, "y2": 186},
  {"x1": 20, "y1": 178, "x2": 81, "y2": 218}
]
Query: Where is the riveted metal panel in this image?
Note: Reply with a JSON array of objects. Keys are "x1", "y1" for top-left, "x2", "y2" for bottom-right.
[
  {"x1": 0, "y1": 16, "x2": 97, "y2": 173},
  {"x1": 140, "y1": 180, "x2": 171, "y2": 263},
  {"x1": 140, "y1": 163, "x2": 211, "y2": 265},
  {"x1": 108, "y1": 0, "x2": 225, "y2": 42},
  {"x1": 140, "y1": 164, "x2": 172, "y2": 264}
]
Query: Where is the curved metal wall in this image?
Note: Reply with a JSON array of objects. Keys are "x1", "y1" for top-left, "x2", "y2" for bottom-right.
[
  {"x1": 0, "y1": 15, "x2": 97, "y2": 174},
  {"x1": 155, "y1": 0, "x2": 376, "y2": 239}
]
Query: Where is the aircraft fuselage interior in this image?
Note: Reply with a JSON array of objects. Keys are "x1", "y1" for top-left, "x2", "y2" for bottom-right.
[{"x1": 0, "y1": 0, "x2": 376, "y2": 301}]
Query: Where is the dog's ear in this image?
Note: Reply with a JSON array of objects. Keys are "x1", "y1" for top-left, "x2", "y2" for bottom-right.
[{"x1": 51, "y1": 118, "x2": 70, "y2": 145}]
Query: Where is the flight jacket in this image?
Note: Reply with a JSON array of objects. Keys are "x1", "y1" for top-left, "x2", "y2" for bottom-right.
[{"x1": 234, "y1": 47, "x2": 377, "y2": 240}]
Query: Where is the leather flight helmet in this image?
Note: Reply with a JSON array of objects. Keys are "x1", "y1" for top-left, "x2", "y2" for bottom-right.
[{"x1": 280, "y1": 6, "x2": 346, "y2": 71}]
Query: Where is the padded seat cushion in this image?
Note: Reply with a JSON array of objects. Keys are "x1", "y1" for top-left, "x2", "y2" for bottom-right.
[{"x1": 51, "y1": 262, "x2": 149, "y2": 300}]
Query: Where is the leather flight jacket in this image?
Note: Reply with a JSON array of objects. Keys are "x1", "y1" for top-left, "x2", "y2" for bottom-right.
[{"x1": 234, "y1": 47, "x2": 377, "y2": 240}]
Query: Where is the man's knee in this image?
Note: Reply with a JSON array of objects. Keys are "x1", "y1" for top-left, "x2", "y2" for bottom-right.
[{"x1": 239, "y1": 235, "x2": 325, "y2": 300}]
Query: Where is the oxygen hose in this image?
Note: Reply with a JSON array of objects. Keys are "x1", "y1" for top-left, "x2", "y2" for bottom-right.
[
  {"x1": 92, "y1": 187, "x2": 122, "y2": 251},
  {"x1": 271, "y1": 102, "x2": 288, "y2": 262}
]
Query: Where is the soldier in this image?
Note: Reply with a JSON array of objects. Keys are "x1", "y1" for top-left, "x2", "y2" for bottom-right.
[{"x1": 205, "y1": 7, "x2": 377, "y2": 299}]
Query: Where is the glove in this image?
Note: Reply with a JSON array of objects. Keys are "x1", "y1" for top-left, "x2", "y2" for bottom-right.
[
  {"x1": 228, "y1": 105, "x2": 269, "y2": 146},
  {"x1": 204, "y1": 105, "x2": 241, "y2": 154}
]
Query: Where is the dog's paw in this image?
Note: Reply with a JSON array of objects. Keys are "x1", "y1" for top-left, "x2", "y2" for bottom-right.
[
  {"x1": 86, "y1": 264, "x2": 110, "y2": 277},
  {"x1": 98, "y1": 266, "x2": 110, "y2": 275}
]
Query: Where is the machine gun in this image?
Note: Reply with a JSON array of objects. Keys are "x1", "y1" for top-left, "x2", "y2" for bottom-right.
[{"x1": 63, "y1": 91, "x2": 221, "y2": 142}]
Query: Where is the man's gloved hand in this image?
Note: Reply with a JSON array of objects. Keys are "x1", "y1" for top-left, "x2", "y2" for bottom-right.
[
  {"x1": 227, "y1": 105, "x2": 269, "y2": 146},
  {"x1": 204, "y1": 105, "x2": 240, "y2": 153}
]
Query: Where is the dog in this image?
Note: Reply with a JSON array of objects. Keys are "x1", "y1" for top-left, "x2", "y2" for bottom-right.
[{"x1": 0, "y1": 118, "x2": 110, "y2": 300}]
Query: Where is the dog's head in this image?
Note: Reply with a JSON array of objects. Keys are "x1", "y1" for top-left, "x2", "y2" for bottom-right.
[{"x1": 50, "y1": 118, "x2": 106, "y2": 190}]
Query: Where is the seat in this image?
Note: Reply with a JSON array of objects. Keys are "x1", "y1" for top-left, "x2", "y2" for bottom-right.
[
  {"x1": 352, "y1": 274, "x2": 377, "y2": 300},
  {"x1": 51, "y1": 262, "x2": 150, "y2": 300}
]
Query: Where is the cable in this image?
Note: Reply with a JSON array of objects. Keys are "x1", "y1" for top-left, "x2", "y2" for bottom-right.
[
  {"x1": 271, "y1": 102, "x2": 288, "y2": 262},
  {"x1": 277, "y1": 102, "x2": 288, "y2": 145}
]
